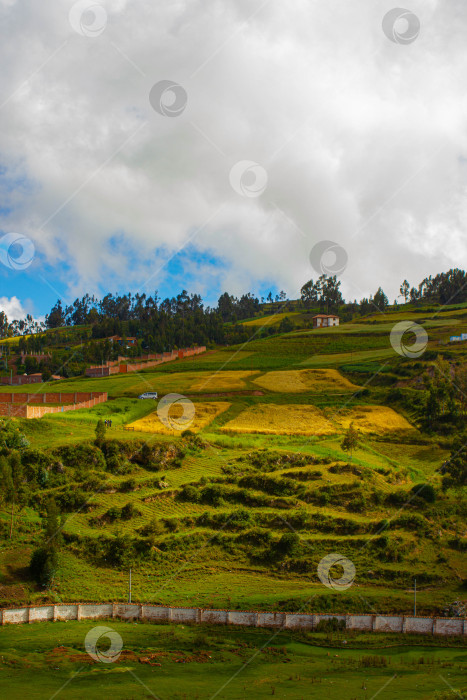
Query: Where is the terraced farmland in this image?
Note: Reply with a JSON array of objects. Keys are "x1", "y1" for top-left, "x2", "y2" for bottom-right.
[{"x1": 0, "y1": 304, "x2": 465, "y2": 634}]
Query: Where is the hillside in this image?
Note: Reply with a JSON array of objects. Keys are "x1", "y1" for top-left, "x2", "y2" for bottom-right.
[{"x1": 0, "y1": 303, "x2": 465, "y2": 622}]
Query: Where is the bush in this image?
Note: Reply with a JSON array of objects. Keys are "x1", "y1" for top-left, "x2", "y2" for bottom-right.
[
  {"x1": 411, "y1": 483, "x2": 436, "y2": 503},
  {"x1": 82, "y1": 474, "x2": 106, "y2": 492},
  {"x1": 164, "y1": 518, "x2": 179, "y2": 532},
  {"x1": 276, "y1": 532, "x2": 300, "y2": 555},
  {"x1": 29, "y1": 546, "x2": 58, "y2": 588},
  {"x1": 106, "y1": 532, "x2": 134, "y2": 567},
  {"x1": 121, "y1": 478, "x2": 137, "y2": 492},
  {"x1": 315, "y1": 617, "x2": 345, "y2": 632},
  {"x1": 238, "y1": 528, "x2": 272, "y2": 546},
  {"x1": 179, "y1": 485, "x2": 200, "y2": 502},
  {"x1": 54, "y1": 444, "x2": 105, "y2": 471},
  {"x1": 55, "y1": 488, "x2": 89, "y2": 512},
  {"x1": 139, "y1": 519, "x2": 164, "y2": 536},
  {"x1": 121, "y1": 502, "x2": 141, "y2": 520}
]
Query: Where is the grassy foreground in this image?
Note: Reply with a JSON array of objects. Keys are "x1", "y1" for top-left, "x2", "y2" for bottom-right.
[{"x1": 0, "y1": 620, "x2": 465, "y2": 699}]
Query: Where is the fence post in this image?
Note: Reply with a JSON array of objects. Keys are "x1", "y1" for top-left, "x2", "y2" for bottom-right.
[
  {"x1": 372, "y1": 615, "x2": 377, "y2": 632},
  {"x1": 28, "y1": 607, "x2": 32, "y2": 624},
  {"x1": 53, "y1": 605, "x2": 57, "y2": 622},
  {"x1": 112, "y1": 603, "x2": 117, "y2": 619},
  {"x1": 77, "y1": 604, "x2": 81, "y2": 621}
]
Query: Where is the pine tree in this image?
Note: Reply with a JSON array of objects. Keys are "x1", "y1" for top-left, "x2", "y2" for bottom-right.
[
  {"x1": 29, "y1": 498, "x2": 61, "y2": 589},
  {"x1": 95, "y1": 419, "x2": 106, "y2": 447}
]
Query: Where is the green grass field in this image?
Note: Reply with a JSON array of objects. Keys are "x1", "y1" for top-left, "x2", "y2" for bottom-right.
[{"x1": 0, "y1": 621, "x2": 465, "y2": 700}]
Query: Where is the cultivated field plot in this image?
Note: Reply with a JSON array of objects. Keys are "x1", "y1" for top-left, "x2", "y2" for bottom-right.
[
  {"x1": 188, "y1": 370, "x2": 257, "y2": 392},
  {"x1": 252, "y1": 368, "x2": 359, "y2": 393},
  {"x1": 332, "y1": 405, "x2": 414, "y2": 434},
  {"x1": 221, "y1": 403, "x2": 335, "y2": 435},
  {"x1": 128, "y1": 401, "x2": 231, "y2": 434},
  {"x1": 241, "y1": 312, "x2": 302, "y2": 326},
  {"x1": 220, "y1": 402, "x2": 414, "y2": 436}
]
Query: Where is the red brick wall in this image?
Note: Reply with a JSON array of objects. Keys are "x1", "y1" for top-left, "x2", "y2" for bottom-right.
[{"x1": 0, "y1": 392, "x2": 108, "y2": 418}]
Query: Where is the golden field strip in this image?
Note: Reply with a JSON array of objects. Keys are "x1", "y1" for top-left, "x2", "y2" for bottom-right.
[
  {"x1": 221, "y1": 403, "x2": 414, "y2": 436},
  {"x1": 252, "y1": 368, "x2": 359, "y2": 393},
  {"x1": 128, "y1": 401, "x2": 231, "y2": 434},
  {"x1": 331, "y1": 405, "x2": 414, "y2": 433},
  {"x1": 188, "y1": 370, "x2": 256, "y2": 392},
  {"x1": 221, "y1": 404, "x2": 336, "y2": 435}
]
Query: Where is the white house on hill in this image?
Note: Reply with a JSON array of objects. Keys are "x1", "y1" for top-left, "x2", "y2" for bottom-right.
[{"x1": 312, "y1": 314, "x2": 339, "y2": 328}]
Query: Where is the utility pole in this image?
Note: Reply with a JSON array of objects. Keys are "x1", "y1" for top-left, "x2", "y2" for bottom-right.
[
  {"x1": 128, "y1": 568, "x2": 132, "y2": 604},
  {"x1": 414, "y1": 578, "x2": 416, "y2": 616}
]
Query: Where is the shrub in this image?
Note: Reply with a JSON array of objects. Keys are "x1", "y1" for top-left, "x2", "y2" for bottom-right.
[
  {"x1": 315, "y1": 617, "x2": 345, "y2": 632},
  {"x1": 276, "y1": 532, "x2": 300, "y2": 555},
  {"x1": 106, "y1": 506, "x2": 121, "y2": 522},
  {"x1": 29, "y1": 546, "x2": 58, "y2": 588},
  {"x1": 82, "y1": 474, "x2": 106, "y2": 492},
  {"x1": 106, "y1": 532, "x2": 134, "y2": 566},
  {"x1": 179, "y1": 485, "x2": 200, "y2": 502},
  {"x1": 121, "y1": 502, "x2": 141, "y2": 520},
  {"x1": 139, "y1": 519, "x2": 164, "y2": 536},
  {"x1": 121, "y1": 478, "x2": 137, "y2": 492},
  {"x1": 54, "y1": 444, "x2": 105, "y2": 471},
  {"x1": 55, "y1": 488, "x2": 89, "y2": 512},
  {"x1": 411, "y1": 483, "x2": 436, "y2": 503},
  {"x1": 238, "y1": 528, "x2": 272, "y2": 546},
  {"x1": 164, "y1": 518, "x2": 179, "y2": 532}
]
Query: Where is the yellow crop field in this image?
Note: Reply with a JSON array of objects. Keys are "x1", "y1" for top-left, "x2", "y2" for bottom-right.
[
  {"x1": 128, "y1": 401, "x2": 231, "y2": 434},
  {"x1": 221, "y1": 403, "x2": 335, "y2": 435},
  {"x1": 242, "y1": 312, "x2": 301, "y2": 327},
  {"x1": 189, "y1": 371, "x2": 256, "y2": 392},
  {"x1": 252, "y1": 369, "x2": 359, "y2": 393},
  {"x1": 332, "y1": 405, "x2": 414, "y2": 434}
]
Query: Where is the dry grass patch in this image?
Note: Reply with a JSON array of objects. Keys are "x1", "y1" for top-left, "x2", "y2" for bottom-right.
[
  {"x1": 221, "y1": 403, "x2": 335, "y2": 435},
  {"x1": 252, "y1": 369, "x2": 359, "y2": 393},
  {"x1": 332, "y1": 405, "x2": 414, "y2": 434},
  {"x1": 128, "y1": 401, "x2": 231, "y2": 434},
  {"x1": 189, "y1": 371, "x2": 256, "y2": 392}
]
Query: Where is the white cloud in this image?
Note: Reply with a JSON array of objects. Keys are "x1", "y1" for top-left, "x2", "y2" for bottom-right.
[
  {"x1": 0, "y1": 295, "x2": 27, "y2": 320},
  {"x1": 0, "y1": 0, "x2": 466, "y2": 305}
]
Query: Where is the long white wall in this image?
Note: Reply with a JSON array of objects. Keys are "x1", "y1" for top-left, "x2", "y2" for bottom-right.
[{"x1": 1, "y1": 604, "x2": 466, "y2": 636}]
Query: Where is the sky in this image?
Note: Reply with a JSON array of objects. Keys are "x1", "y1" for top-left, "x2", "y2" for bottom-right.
[{"x1": 0, "y1": 0, "x2": 466, "y2": 321}]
